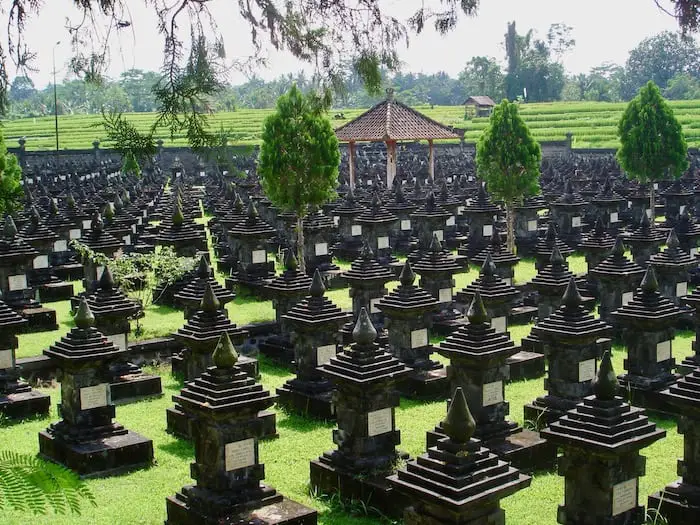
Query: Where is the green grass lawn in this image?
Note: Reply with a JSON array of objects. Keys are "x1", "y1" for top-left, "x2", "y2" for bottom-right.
[{"x1": 1, "y1": 247, "x2": 696, "y2": 524}]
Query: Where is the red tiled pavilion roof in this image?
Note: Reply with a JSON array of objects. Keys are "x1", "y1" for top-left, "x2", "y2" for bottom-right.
[
  {"x1": 464, "y1": 95, "x2": 496, "y2": 106},
  {"x1": 335, "y1": 91, "x2": 461, "y2": 142}
]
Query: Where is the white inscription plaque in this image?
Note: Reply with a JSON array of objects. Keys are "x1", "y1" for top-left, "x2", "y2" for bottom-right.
[
  {"x1": 315, "y1": 242, "x2": 328, "y2": 256},
  {"x1": 53, "y1": 240, "x2": 68, "y2": 252},
  {"x1": 33, "y1": 255, "x2": 49, "y2": 269},
  {"x1": 656, "y1": 340, "x2": 671, "y2": 362},
  {"x1": 622, "y1": 291, "x2": 634, "y2": 306},
  {"x1": 578, "y1": 359, "x2": 596, "y2": 382},
  {"x1": 252, "y1": 250, "x2": 267, "y2": 264},
  {"x1": 8, "y1": 274, "x2": 27, "y2": 291},
  {"x1": 82, "y1": 219, "x2": 92, "y2": 230},
  {"x1": 377, "y1": 236, "x2": 390, "y2": 250},
  {"x1": 401, "y1": 219, "x2": 411, "y2": 231},
  {"x1": 483, "y1": 224, "x2": 493, "y2": 237},
  {"x1": 491, "y1": 316, "x2": 507, "y2": 333},
  {"x1": 446, "y1": 216, "x2": 456, "y2": 227},
  {"x1": 225, "y1": 438, "x2": 255, "y2": 471},
  {"x1": 370, "y1": 298, "x2": 381, "y2": 314},
  {"x1": 0, "y1": 349, "x2": 13, "y2": 369},
  {"x1": 612, "y1": 478, "x2": 637, "y2": 516},
  {"x1": 527, "y1": 220, "x2": 538, "y2": 232},
  {"x1": 411, "y1": 329, "x2": 428, "y2": 349},
  {"x1": 106, "y1": 333, "x2": 128, "y2": 352},
  {"x1": 96, "y1": 265, "x2": 105, "y2": 281},
  {"x1": 439, "y1": 288, "x2": 452, "y2": 303},
  {"x1": 482, "y1": 381, "x2": 504, "y2": 407},
  {"x1": 80, "y1": 383, "x2": 109, "y2": 410},
  {"x1": 351, "y1": 224, "x2": 362, "y2": 236},
  {"x1": 676, "y1": 282, "x2": 688, "y2": 297},
  {"x1": 433, "y1": 229, "x2": 444, "y2": 242},
  {"x1": 610, "y1": 212, "x2": 619, "y2": 223},
  {"x1": 572, "y1": 216, "x2": 582, "y2": 228},
  {"x1": 69, "y1": 228, "x2": 82, "y2": 239},
  {"x1": 316, "y1": 344, "x2": 336, "y2": 366},
  {"x1": 367, "y1": 408, "x2": 393, "y2": 437}
]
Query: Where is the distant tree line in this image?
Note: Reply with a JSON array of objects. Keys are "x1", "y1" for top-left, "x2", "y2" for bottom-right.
[{"x1": 6, "y1": 27, "x2": 700, "y2": 119}]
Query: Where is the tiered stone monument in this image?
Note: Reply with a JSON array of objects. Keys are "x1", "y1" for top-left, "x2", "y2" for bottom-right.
[
  {"x1": 39, "y1": 300, "x2": 154, "y2": 476},
  {"x1": 432, "y1": 293, "x2": 556, "y2": 470},
  {"x1": 376, "y1": 260, "x2": 446, "y2": 399},
  {"x1": 301, "y1": 207, "x2": 340, "y2": 277},
  {"x1": 276, "y1": 270, "x2": 351, "y2": 419},
  {"x1": 676, "y1": 208, "x2": 700, "y2": 255},
  {"x1": 578, "y1": 218, "x2": 615, "y2": 296},
  {"x1": 550, "y1": 180, "x2": 587, "y2": 247},
  {"x1": 310, "y1": 308, "x2": 412, "y2": 518},
  {"x1": 331, "y1": 187, "x2": 365, "y2": 260},
  {"x1": 625, "y1": 212, "x2": 666, "y2": 267},
  {"x1": 531, "y1": 246, "x2": 575, "y2": 321},
  {"x1": 80, "y1": 211, "x2": 122, "y2": 294},
  {"x1": 156, "y1": 204, "x2": 207, "y2": 257},
  {"x1": 611, "y1": 265, "x2": 684, "y2": 413},
  {"x1": 388, "y1": 387, "x2": 531, "y2": 525},
  {"x1": 458, "y1": 183, "x2": 500, "y2": 258},
  {"x1": 524, "y1": 277, "x2": 611, "y2": 426},
  {"x1": 662, "y1": 179, "x2": 693, "y2": 228},
  {"x1": 86, "y1": 266, "x2": 162, "y2": 403},
  {"x1": 649, "y1": 229, "x2": 694, "y2": 306},
  {"x1": 411, "y1": 191, "x2": 452, "y2": 259},
  {"x1": 591, "y1": 236, "x2": 646, "y2": 324},
  {"x1": 648, "y1": 365, "x2": 700, "y2": 523},
  {"x1": 0, "y1": 291, "x2": 50, "y2": 418},
  {"x1": 681, "y1": 288, "x2": 700, "y2": 374},
  {"x1": 385, "y1": 183, "x2": 418, "y2": 254},
  {"x1": 456, "y1": 254, "x2": 518, "y2": 334},
  {"x1": 174, "y1": 256, "x2": 235, "y2": 319},
  {"x1": 541, "y1": 351, "x2": 665, "y2": 525},
  {"x1": 165, "y1": 333, "x2": 317, "y2": 525},
  {"x1": 534, "y1": 222, "x2": 574, "y2": 271},
  {"x1": 514, "y1": 196, "x2": 545, "y2": 256},
  {"x1": 471, "y1": 226, "x2": 520, "y2": 285},
  {"x1": 354, "y1": 193, "x2": 398, "y2": 266},
  {"x1": 413, "y1": 234, "x2": 463, "y2": 333}
]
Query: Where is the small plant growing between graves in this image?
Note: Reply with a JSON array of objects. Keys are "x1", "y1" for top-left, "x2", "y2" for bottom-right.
[{"x1": 0, "y1": 450, "x2": 96, "y2": 515}]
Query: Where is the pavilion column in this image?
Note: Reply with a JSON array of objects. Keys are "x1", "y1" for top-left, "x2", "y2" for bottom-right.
[
  {"x1": 348, "y1": 141, "x2": 356, "y2": 190},
  {"x1": 386, "y1": 140, "x2": 397, "y2": 188},
  {"x1": 428, "y1": 139, "x2": 435, "y2": 182}
]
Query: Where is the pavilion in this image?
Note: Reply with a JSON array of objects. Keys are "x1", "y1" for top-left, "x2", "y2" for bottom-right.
[{"x1": 335, "y1": 89, "x2": 462, "y2": 189}]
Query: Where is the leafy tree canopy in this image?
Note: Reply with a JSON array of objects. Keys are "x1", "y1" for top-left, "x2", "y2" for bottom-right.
[{"x1": 0, "y1": 128, "x2": 23, "y2": 217}]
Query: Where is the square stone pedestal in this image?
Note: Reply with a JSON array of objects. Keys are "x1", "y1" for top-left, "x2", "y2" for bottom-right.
[
  {"x1": 37, "y1": 282, "x2": 75, "y2": 303},
  {"x1": 623, "y1": 383, "x2": 679, "y2": 417},
  {"x1": 275, "y1": 386, "x2": 335, "y2": 420},
  {"x1": 398, "y1": 367, "x2": 449, "y2": 400},
  {"x1": 257, "y1": 335, "x2": 295, "y2": 367},
  {"x1": 22, "y1": 307, "x2": 58, "y2": 332},
  {"x1": 648, "y1": 481, "x2": 700, "y2": 525},
  {"x1": 507, "y1": 350, "x2": 545, "y2": 382},
  {"x1": 166, "y1": 486, "x2": 317, "y2": 525},
  {"x1": 0, "y1": 390, "x2": 50, "y2": 419},
  {"x1": 310, "y1": 458, "x2": 411, "y2": 520},
  {"x1": 166, "y1": 405, "x2": 278, "y2": 441},
  {"x1": 38, "y1": 429, "x2": 153, "y2": 477},
  {"x1": 110, "y1": 374, "x2": 163, "y2": 405}
]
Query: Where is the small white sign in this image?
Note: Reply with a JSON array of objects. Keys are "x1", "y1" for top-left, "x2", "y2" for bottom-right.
[
  {"x1": 504, "y1": 277, "x2": 513, "y2": 286},
  {"x1": 646, "y1": 209, "x2": 653, "y2": 218},
  {"x1": 676, "y1": 282, "x2": 688, "y2": 297},
  {"x1": 33, "y1": 255, "x2": 49, "y2": 269},
  {"x1": 483, "y1": 224, "x2": 493, "y2": 237},
  {"x1": 96, "y1": 265, "x2": 105, "y2": 281},
  {"x1": 612, "y1": 478, "x2": 637, "y2": 516},
  {"x1": 622, "y1": 291, "x2": 634, "y2": 306},
  {"x1": 610, "y1": 212, "x2": 619, "y2": 223},
  {"x1": 54, "y1": 239, "x2": 67, "y2": 251},
  {"x1": 252, "y1": 250, "x2": 267, "y2": 264},
  {"x1": 69, "y1": 228, "x2": 82, "y2": 239},
  {"x1": 0, "y1": 349, "x2": 13, "y2": 369},
  {"x1": 627, "y1": 200, "x2": 632, "y2": 209},
  {"x1": 411, "y1": 329, "x2": 428, "y2": 349},
  {"x1": 367, "y1": 408, "x2": 393, "y2": 436},
  {"x1": 131, "y1": 224, "x2": 137, "y2": 234},
  {"x1": 654, "y1": 183, "x2": 659, "y2": 190},
  {"x1": 8, "y1": 274, "x2": 27, "y2": 292},
  {"x1": 433, "y1": 229, "x2": 444, "y2": 242},
  {"x1": 446, "y1": 216, "x2": 456, "y2": 227},
  {"x1": 457, "y1": 206, "x2": 465, "y2": 215},
  {"x1": 122, "y1": 235, "x2": 131, "y2": 246},
  {"x1": 106, "y1": 333, "x2": 128, "y2": 351},
  {"x1": 680, "y1": 205, "x2": 687, "y2": 215},
  {"x1": 137, "y1": 217, "x2": 143, "y2": 226},
  {"x1": 225, "y1": 438, "x2": 255, "y2": 471},
  {"x1": 527, "y1": 219, "x2": 538, "y2": 232},
  {"x1": 401, "y1": 219, "x2": 411, "y2": 231},
  {"x1": 691, "y1": 247, "x2": 698, "y2": 257},
  {"x1": 491, "y1": 316, "x2": 507, "y2": 333},
  {"x1": 578, "y1": 359, "x2": 596, "y2": 382},
  {"x1": 82, "y1": 219, "x2": 92, "y2": 230},
  {"x1": 351, "y1": 224, "x2": 362, "y2": 236},
  {"x1": 142, "y1": 210, "x2": 148, "y2": 218},
  {"x1": 483, "y1": 381, "x2": 504, "y2": 407},
  {"x1": 377, "y1": 236, "x2": 390, "y2": 250},
  {"x1": 656, "y1": 340, "x2": 671, "y2": 362},
  {"x1": 315, "y1": 242, "x2": 328, "y2": 256},
  {"x1": 572, "y1": 216, "x2": 582, "y2": 228},
  {"x1": 333, "y1": 216, "x2": 340, "y2": 227},
  {"x1": 80, "y1": 383, "x2": 109, "y2": 410},
  {"x1": 316, "y1": 344, "x2": 336, "y2": 366},
  {"x1": 439, "y1": 288, "x2": 452, "y2": 303},
  {"x1": 370, "y1": 298, "x2": 381, "y2": 314}
]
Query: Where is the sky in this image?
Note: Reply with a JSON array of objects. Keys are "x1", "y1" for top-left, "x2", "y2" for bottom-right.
[{"x1": 10, "y1": 0, "x2": 696, "y2": 89}]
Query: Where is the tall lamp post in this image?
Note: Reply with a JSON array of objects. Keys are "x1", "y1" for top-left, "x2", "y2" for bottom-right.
[{"x1": 52, "y1": 40, "x2": 61, "y2": 166}]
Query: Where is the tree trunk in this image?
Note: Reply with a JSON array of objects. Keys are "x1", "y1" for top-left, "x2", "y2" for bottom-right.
[
  {"x1": 506, "y1": 204, "x2": 516, "y2": 254},
  {"x1": 649, "y1": 183, "x2": 655, "y2": 227},
  {"x1": 296, "y1": 215, "x2": 306, "y2": 274}
]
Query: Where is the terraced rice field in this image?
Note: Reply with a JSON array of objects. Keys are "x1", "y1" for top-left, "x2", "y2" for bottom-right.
[{"x1": 3, "y1": 99, "x2": 700, "y2": 151}]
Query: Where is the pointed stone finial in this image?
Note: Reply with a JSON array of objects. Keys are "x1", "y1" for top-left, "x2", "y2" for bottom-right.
[
  {"x1": 91, "y1": 211, "x2": 103, "y2": 232},
  {"x1": 612, "y1": 235, "x2": 626, "y2": 257},
  {"x1": 233, "y1": 193, "x2": 244, "y2": 212},
  {"x1": 99, "y1": 265, "x2": 115, "y2": 290},
  {"x1": 114, "y1": 193, "x2": 124, "y2": 211},
  {"x1": 545, "y1": 221, "x2": 557, "y2": 242},
  {"x1": 212, "y1": 331, "x2": 239, "y2": 369},
  {"x1": 481, "y1": 253, "x2": 496, "y2": 279},
  {"x1": 201, "y1": 281, "x2": 221, "y2": 312},
  {"x1": 50, "y1": 199, "x2": 59, "y2": 216},
  {"x1": 429, "y1": 233, "x2": 443, "y2": 253},
  {"x1": 592, "y1": 351, "x2": 618, "y2": 401},
  {"x1": 425, "y1": 190, "x2": 436, "y2": 210},
  {"x1": 360, "y1": 239, "x2": 375, "y2": 260},
  {"x1": 3, "y1": 216, "x2": 17, "y2": 239},
  {"x1": 593, "y1": 218, "x2": 605, "y2": 236},
  {"x1": 667, "y1": 228, "x2": 680, "y2": 250},
  {"x1": 197, "y1": 255, "x2": 210, "y2": 278},
  {"x1": 394, "y1": 181, "x2": 406, "y2": 203},
  {"x1": 246, "y1": 200, "x2": 258, "y2": 219},
  {"x1": 345, "y1": 185, "x2": 355, "y2": 203},
  {"x1": 562, "y1": 276, "x2": 582, "y2": 309},
  {"x1": 74, "y1": 298, "x2": 95, "y2": 329},
  {"x1": 490, "y1": 225, "x2": 502, "y2": 248},
  {"x1": 467, "y1": 291, "x2": 489, "y2": 325},
  {"x1": 173, "y1": 205, "x2": 185, "y2": 226},
  {"x1": 550, "y1": 244, "x2": 565, "y2": 265},
  {"x1": 641, "y1": 265, "x2": 659, "y2": 293},
  {"x1": 309, "y1": 268, "x2": 326, "y2": 298},
  {"x1": 352, "y1": 307, "x2": 378, "y2": 345},
  {"x1": 442, "y1": 387, "x2": 476, "y2": 444},
  {"x1": 564, "y1": 179, "x2": 574, "y2": 196},
  {"x1": 640, "y1": 210, "x2": 651, "y2": 229},
  {"x1": 370, "y1": 192, "x2": 381, "y2": 212},
  {"x1": 284, "y1": 249, "x2": 299, "y2": 272},
  {"x1": 30, "y1": 206, "x2": 41, "y2": 226},
  {"x1": 399, "y1": 259, "x2": 416, "y2": 286}
]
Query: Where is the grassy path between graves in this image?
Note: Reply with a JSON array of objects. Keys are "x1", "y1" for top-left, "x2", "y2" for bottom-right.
[{"x1": 1, "y1": 250, "x2": 689, "y2": 524}]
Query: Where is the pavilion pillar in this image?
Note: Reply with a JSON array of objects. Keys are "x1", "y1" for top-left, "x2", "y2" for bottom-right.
[
  {"x1": 386, "y1": 140, "x2": 397, "y2": 188},
  {"x1": 428, "y1": 139, "x2": 435, "y2": 182},
  {"x1": 348, "y1": 141, "x2": 356, "y2": 190}
]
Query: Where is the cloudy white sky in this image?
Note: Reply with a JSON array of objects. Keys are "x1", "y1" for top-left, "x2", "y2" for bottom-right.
[{"x1": 11, "y1": 0, "x2": 696, "y2": 88}]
